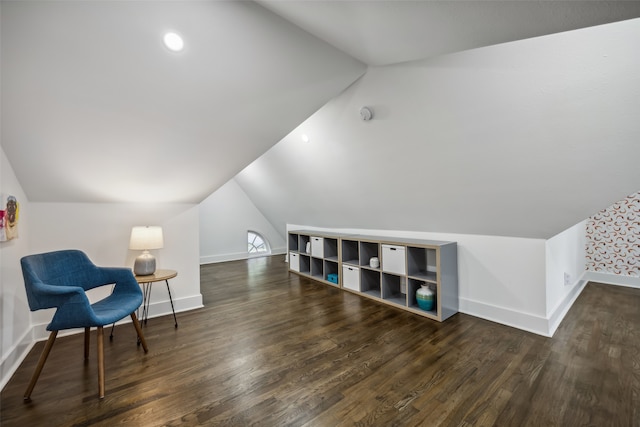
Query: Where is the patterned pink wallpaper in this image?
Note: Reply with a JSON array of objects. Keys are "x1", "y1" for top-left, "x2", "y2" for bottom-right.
[{"x1": 586, "y1": 192, "x2": 640, "y2": 277}]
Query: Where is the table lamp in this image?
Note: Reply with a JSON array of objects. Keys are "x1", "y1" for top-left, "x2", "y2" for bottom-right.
[{"x1": 129, "y1": 226, "x2": 163, "y2": 275}]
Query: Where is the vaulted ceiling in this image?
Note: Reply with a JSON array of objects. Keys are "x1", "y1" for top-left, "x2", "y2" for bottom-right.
[
  {"x1": 1, "y1": 0, "x2": 364, "y2": 203},
  {"x1": 258, "y1": 0, "x2": 640, "y2": 66},
  {"x1": 235, "y1": 18, "x2": 640, "y2": 239},
  {"x1": 2, "y1": 1, "x2": 640, "y2": 233}
]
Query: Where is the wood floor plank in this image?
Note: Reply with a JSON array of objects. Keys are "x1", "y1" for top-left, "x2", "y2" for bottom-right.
[{"x1": 2, "y1": 256, "x2": 639, "y2": 426}]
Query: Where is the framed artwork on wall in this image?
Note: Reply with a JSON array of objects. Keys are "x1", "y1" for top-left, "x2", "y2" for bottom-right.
[{"x1": 0, "y1": 194, "x2": 19, "y2": 242}]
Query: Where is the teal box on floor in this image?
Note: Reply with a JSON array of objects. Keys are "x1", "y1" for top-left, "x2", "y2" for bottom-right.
[{"x1": 327, "y1": 273, "x2": 338, "y2": 284}]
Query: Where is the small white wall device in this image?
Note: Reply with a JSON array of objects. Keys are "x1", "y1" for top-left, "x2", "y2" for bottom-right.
[{"x1": 360, "y1": 106, "x2": 373, "y2": 121}]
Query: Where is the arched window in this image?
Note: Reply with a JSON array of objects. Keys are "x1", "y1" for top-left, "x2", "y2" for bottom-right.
[{"x1": 247, "y1": 231, "x2": 270, "y2": 255}]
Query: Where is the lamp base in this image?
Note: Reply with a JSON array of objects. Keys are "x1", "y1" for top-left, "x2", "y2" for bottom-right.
[{"x1": 134, "y1": 251, "x2": 156, "y2": 276}]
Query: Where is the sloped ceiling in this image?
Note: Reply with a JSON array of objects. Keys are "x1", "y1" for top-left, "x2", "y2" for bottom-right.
[
  {"x1": 235, "y1": 16, "x2": 640, "y2": 239},
  {"x1": 0, "y1": 0, "x2": 365, "y2": 203},
  {"x1": 258, "y1": 0, "x2": 640, "y2": 66}
]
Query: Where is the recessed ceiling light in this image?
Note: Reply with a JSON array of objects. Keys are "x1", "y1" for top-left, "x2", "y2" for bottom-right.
[
  {"x1": 301, "y1": 134, "x2": 309, "y2": 143},
  {"x1": 163, "y1": 32, "x2": 184, "y2": 52}
]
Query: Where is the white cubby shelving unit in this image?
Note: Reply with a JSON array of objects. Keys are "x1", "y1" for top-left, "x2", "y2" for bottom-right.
[{"x1": 288, "y1": 230, "x2": 458, "y2": 322}]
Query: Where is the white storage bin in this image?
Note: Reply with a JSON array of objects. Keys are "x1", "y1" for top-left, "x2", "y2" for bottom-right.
[
  {"x1": 342, "y1": 265, "x2": 360, "y2": 291},
  {"x1": 382, "y1": 244, "x2": 406, "y2": 275},
  {"x1": 289, "y1": 252, "x2": 300, "y2": 272},
  {"x1": 311, "y1": 236, "x2": 324, "y2": 258}
]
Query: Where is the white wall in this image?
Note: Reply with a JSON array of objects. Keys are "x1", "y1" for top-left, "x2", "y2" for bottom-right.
[
  {"x1": 27, "y1": 202, "x2": 203, "y2": 338},
  {"x1": 545, "y1": 220, "x2": 588, "y2": 335},
  {"x1": 0, "y1": 172, "x2": 203, "y2": 390},
  {"x1": 199, "y1": 178, "x2": 286, "y2": 264},
  {"x1": 288, "y1": 224, "x2": 553, "y2": 335},
  {"x1": 288, "y1": 222, "x2": 600, "y2": 336},
  {"x1": 0, "y1": 146, "x2": 32, "y2": 390}
]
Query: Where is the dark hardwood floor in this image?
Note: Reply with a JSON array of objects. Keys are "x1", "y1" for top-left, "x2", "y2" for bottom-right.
[{"x1": 1, "y1": 255, "x2": 639, "y2": 426}]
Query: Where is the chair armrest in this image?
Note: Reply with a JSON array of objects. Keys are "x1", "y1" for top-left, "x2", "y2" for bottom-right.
[
  {"x1": 29, "y1": 280, "x2": 89, "y2": 310},
  {"x1": 95, "y1": 267, "x2": 142, "y2": 296}
]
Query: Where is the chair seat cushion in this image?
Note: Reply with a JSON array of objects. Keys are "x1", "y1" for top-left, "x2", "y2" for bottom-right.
[{"x1": 90, "y1": 292, "x2": 143, "y2": 325}]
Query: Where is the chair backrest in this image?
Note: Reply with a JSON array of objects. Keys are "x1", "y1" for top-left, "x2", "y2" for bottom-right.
[{"x1": 21, "y1": 249, "x2": 101, "y2": 311}]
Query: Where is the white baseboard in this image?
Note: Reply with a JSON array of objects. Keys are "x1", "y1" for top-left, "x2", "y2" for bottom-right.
[
  {"x1": 459, "y1": 297, "x2": 552, "y2": 337},
  {"x1": 460, "y1": 273, "x2": 598, "y2": 338},
  {"x1": 547, "y1": 276, "x2": 588, "y2": 337},
  {"x1": 200, "y1": 247, "x2": 286, "y2": 265},
  {"x1": 583, "y1": 271, "x2": 640, "y2": 288},
  {"x1": 544, "y1": 271, "x2": 639, "y2": 336},
  {"x1": 28, "y1": 294, "x2": 204, "y2": 341},
  {"x1": 30, "y1": 323, "x2": 95, "y2": 342},
  {"x1": 0, "y1": 328, "x2": 36, "y2": 391},
  {"x1": 1, "y1": 294, "x2": 204, "y2": 392},
  {"x1": 143, "y1": 293, "x2": 204, "y2": 320}
]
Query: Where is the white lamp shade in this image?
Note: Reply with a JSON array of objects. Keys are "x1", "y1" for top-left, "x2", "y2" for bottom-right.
[{"x1": 129, "y1": 226, "x2": 164, "y2": 250}]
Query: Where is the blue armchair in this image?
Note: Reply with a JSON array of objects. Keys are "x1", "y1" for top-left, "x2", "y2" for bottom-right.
[{"x1": 21, "y1": 249, "x2": 148, "y2": 400}]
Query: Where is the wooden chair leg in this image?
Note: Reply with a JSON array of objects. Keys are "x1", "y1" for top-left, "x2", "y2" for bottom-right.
[
  {"x1": 84, "y1": 327, "x2": 91, "y2": 360},
  {"x1": 130, "y1": 312, "x2": 149, "y2": 353},
  {"x1": 97, "y1": 326, "x2": 105, "y2": 399},
  {"x1": 24, "y1": 330, "x2": 58, "y2": 401}
]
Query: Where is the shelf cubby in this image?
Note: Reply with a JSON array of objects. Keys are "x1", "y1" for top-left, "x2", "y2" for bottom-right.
[
  {"x1": 359, "y1": 241, "x2": 380, "y2": 268},
  {"x1": 299, "y1": 254, "x2": 311, "y2": 274},
  {"x1": 324, "y1": 238, "x2": 339, "y2": 261},
  {"x1": 299, "y1": 235, "x2": 311, "y2": 255},
  {"x1": 288, "y1": 233, "x2": 299, "y2": 252},
  {"x1": 382, "y1": 273, "x2": 406, "y2": 307},
  {"x1": 360, "y1": 269, "x2": 381, "y2": 298},
  {"x1": 341, "y1": 239, "x2": 359, "y2": 266},
  {"x1": 324, "y1": 260, "x2": 339, "y2": 285},
  {"x1": 407, "y1": 246, "x2": 438, "y2": 283},
  {"x1": 408, "y1": 278, "x2": 437, "y2": 316},
  {"x1": 311, "y1": 257, "x2": 323, "y2": 279}
]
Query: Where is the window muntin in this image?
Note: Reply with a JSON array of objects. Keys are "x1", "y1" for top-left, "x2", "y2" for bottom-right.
[{"x1": 248, "y1": 231, "x2": 270, "y2": 254}]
